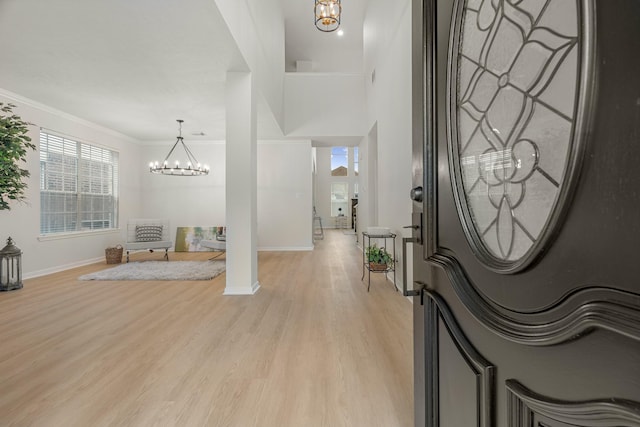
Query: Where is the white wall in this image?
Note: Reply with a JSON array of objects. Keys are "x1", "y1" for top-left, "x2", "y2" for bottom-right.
[
  {"x1": 214, "y1": 0, "x2": 285, "y2": 129},
  {"x1": 363, "y1": 0, "x2": 411, "y2": 76},
  {"x1": 284, "y1": 73, "x2": 367, "y2": 137},
  {"x1": 362, "y1": 0, "x2": 413, "y2": 288},
  {"x1": 257, "y1": 141, "x2": 313, "y2": 250},
  {"x1": 141, "y1": 140, "x2": 313, "y2": 251},
  {"x1": 355, "y1": 125, "x2": 376, "y2": 242},
  {"x1": 0, "y1": 90, "x2": 144, "y2": 278},
  {"x1": 140, "y1": 142, "x2": 226, "y2": 241},
  {"x1": 284, "y1": 48, "x2": 363, "y2": 74}
]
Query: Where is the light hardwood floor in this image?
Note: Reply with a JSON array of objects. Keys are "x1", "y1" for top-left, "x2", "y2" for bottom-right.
[{"x1": 0, "y1": 230, "x2": 413, "y2": 427}]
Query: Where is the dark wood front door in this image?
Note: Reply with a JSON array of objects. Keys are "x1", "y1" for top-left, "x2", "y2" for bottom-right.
[{"x1": 410, "y1": 0, "x2": 640, "y2": 425}]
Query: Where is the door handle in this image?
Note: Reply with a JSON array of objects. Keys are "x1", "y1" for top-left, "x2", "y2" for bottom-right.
[
  {"x1": 402, "y1": 236, "x2": 423, "y2": 302},
  {"x1": 403, "y1": 213, "x2": 423, "y2": 245}
]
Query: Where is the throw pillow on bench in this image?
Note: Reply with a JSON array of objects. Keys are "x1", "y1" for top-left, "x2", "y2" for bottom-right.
[{"x1": 135, "y1": 225, "x2": 163, "y2": 242}]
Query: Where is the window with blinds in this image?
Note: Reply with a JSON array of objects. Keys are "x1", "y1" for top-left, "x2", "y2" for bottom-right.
[{"x1": 39, "y1": 131, "x2": 119, "y2": 235}]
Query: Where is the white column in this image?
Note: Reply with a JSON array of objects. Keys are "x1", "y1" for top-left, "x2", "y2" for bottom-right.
[{"x1": 224, "y1": 72, "x2": 260, "y2": 295}]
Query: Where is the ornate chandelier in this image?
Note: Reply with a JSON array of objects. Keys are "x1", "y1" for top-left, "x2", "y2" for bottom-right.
[
  {"x1": 149, "y1": 120, "x2": 209, "y2": 176},
  {"x1": 315, "y1": 0, "x2": 341, "y2": 32}
]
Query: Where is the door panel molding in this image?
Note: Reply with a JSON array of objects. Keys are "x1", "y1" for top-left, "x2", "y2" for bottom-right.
[
  {"x1": 415, "y1": 0, "x2": 640, "y2": 424},
  {"x1": 507, "y1": 379, "x2": 640, "y2": 426},
  {"x1": 430, "y1": 253, "x2": 640, "y2": 345},
  {"x1": 420, "y1": 0, "x2": 640, "y2": 347},
  {"x1": 424, "y1": 289, "x2": 495, "y2": 427}
]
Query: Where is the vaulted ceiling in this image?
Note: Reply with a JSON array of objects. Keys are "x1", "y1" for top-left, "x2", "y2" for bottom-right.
[
  {"x1": 283, "y1": 0, "x2": 366, "y2": 73},
  {"x1": 0, "y1": 0, "x2": 367, "y2": 143}
]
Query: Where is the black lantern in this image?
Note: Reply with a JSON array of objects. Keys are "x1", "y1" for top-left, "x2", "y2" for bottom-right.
[{"x1": 0, "y1": 237, "x2": 23, "y2": 291}]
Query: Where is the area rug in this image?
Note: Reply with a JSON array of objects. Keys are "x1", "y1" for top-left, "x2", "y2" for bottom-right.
[{"x1": 79, "y1": 260, "x2": 225, "y2": 281}]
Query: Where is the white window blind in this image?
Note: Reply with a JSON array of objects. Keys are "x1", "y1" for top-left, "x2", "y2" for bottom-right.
[{"x1": 39, "y1": 131, "x2": 119, "y2": 235}]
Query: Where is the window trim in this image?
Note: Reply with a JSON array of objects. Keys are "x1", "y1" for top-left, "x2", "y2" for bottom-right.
[
  {"x1": 39, "y1": 129, "x2": 120, "y2": 236},
  {"x1": 330, "y1": 146, "x2": 349, "y2": 176},
  {"x1": 37, "y1": 228, "x2": 122, "y2": 241},
  {"x1": 330, "y1": 181, "x2": 349, "y2": 217}
]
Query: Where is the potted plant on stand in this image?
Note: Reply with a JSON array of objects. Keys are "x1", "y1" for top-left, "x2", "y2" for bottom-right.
[{"x1": 366, "y1": 243, "x2": 393, "y2": 271}]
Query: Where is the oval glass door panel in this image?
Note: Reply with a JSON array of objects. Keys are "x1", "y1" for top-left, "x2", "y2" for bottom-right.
[{"x1": 449, "y1": 0, "x2": 593, "y2": 273}]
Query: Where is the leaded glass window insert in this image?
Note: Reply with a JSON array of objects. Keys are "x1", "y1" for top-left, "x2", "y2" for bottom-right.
[{"x1": 449, "y1": 0, "x2": 592, "y2": 271}]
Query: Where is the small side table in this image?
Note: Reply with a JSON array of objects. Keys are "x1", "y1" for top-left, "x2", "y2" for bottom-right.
[{"x1": 361, "y1": 231, "x2": 397, "y2": 292}]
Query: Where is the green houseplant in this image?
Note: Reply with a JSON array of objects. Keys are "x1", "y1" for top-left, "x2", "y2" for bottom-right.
[
  {"x1": 366, "y1": 243, "x2": 393, "y2": 270},
  {"x1": 0, "y1": 103, "x2": 35, "y2": 211}
]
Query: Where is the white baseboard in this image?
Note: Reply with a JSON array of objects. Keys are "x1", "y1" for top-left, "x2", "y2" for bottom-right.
[
  {"x1": 23, "y1": 247, "x2": 179, "y2": 280},
  {"x1": 24, "y1": 256, "x2": 104, "y2": 280},
  {"x1": 223, "y1": 281, "x2": 261, "y2": 295}
]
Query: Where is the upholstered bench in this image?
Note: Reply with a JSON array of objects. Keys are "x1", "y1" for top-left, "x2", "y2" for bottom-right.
[{"x1": 125, "y1": 219, "x2": 172, "y2": 262}]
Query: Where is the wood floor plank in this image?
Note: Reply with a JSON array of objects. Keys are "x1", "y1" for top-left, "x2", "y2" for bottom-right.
[{"x1": 0, "y1": 230, "x2": 413, "y2": 426}]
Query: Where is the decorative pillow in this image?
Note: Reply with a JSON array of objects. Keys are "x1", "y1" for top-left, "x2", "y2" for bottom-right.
[{"x1": 135, "y1": 225, "x2": 163, "y2": 242}]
